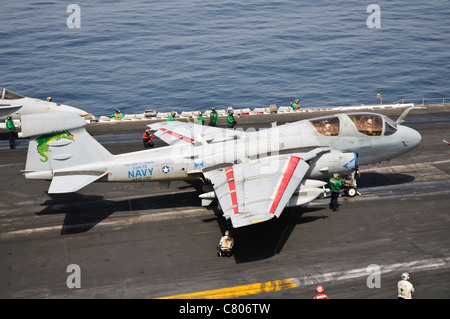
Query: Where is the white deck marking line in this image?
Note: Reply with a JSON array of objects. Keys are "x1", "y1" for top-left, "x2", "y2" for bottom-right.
[{"x1": 289, "y1": 256, "x2": 450, "y2": 287}]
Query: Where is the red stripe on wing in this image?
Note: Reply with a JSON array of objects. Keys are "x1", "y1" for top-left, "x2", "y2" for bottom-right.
[
  {"x1": 159, "y1": 128, "x2": 194, "y2": 143},
  {"x1": 269, "y1": 156, "x2": 302, "y2": 215},
  {"x1": 225, "y1": 167, "x2": 239, "y2": 215}
]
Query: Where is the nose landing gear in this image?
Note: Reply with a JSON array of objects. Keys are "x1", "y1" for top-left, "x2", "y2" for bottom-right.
[{"x1": 343, "y1": 169, "x2": 361, "y2": 197}]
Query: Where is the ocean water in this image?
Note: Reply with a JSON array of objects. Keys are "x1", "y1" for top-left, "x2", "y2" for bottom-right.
[{"x1": 1, "y1": 0, "x2": 449, "y2": 116}]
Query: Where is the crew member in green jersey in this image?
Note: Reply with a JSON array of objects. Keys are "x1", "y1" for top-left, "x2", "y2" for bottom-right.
[
  {"x1": 209, "y1": 107, "x2": 219, "y2": 126},
  {"x1": 226, "y1": 110, "x2": 236, "y2": 128},
  {"x1": 329, "y1": 173, "x2": 342, "y2": 211},
  {"x1": 167, "y1": 111, "x2": 177, "y2": 121},
  {"x1": 6, "y1": 115, "x2": 17, "y2": 149},
  {"x1": 197, "y1": 111, "x2": 205, "y2": 125}
]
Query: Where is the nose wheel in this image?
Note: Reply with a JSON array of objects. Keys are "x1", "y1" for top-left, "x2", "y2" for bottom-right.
[
  {"x1": 343, "y1": 169, "x2": 361, "y2": 197},
  {"x1": 345, "y1": 186, "x2": 357, "y2": 197}
]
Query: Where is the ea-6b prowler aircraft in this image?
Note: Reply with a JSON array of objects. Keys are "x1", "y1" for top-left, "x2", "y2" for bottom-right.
[{"x1": 21, "y1": 107, "x2": 421, "y2": 228}]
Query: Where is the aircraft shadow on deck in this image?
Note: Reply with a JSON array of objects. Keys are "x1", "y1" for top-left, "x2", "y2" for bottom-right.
[
  {"x1": 209, "y1": 172, "x2": 416, "y2": 263},
  {"x1": 355, "y1": 172, "x2": 415, "y2": 188},
  {"x1": 35, "y1": 185, "x2": 328, "y2": 263},
  {"x1": 212, "y1": 206, "x2": 328, "y2": 263},
  {"x1": 36, "y1": 187, "x2": 203, "y2": 235},
  {"x1": 33, "y1": 172, "x2": 413, "y2": 259}
]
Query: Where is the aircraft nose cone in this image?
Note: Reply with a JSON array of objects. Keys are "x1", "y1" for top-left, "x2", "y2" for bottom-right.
[
  {"x1": 412, "y1": 128, "x2": 422, "y2": 148},
  {"x1": 401, "y1": 126, "x2": 422, "y2": 150}
]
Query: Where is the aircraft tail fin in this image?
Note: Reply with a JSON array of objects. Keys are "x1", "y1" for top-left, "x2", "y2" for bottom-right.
[{"x1": 22, "y1": 112, "x2": 112, "y2": 193}]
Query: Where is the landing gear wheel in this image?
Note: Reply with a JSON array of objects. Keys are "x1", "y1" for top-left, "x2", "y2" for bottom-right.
[{"x1": 345, "y1": 186, "x2": 357, "y2": 197}]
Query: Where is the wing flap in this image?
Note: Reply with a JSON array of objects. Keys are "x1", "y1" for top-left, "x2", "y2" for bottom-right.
[{"x1": 268, "y1": 156, "x2": 309, "y2": 217}]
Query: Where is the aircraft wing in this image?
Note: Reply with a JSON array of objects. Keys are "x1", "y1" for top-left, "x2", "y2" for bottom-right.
[
  {"x1": 203, "y1": 154, "x2": 310, "y2": 228},
  {"x1": 148, "y1": 121, "x2": 244, "y2": 145},
  {"x1": 0, "y1": 104, "x2": 23, "y2": 118}
]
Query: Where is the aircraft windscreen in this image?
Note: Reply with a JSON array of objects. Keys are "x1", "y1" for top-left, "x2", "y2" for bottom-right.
[
  {"x1": 384, "y1": 117, "x2": 398, "y2": 136},
  {"x1": 348, "y1": 113, "x2": 383, "y2": 136},
  {"x1": 310, "y1": 116, "x2": 340, "y2": 136},
  {"x1": 1, "y1": 88, "x2": 24, "y2": 100}
]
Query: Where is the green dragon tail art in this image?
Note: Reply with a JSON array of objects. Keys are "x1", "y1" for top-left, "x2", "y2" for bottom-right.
[{"x1": 36, "y1": 131, "x2": 76, "y2": 162}]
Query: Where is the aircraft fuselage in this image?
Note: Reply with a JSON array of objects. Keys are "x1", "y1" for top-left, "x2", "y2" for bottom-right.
[{"x1": 86, "y1": 112, "x2": 421, "y2": 184}]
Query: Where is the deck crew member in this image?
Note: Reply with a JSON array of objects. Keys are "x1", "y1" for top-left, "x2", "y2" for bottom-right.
[
  {"x1": 329, "y1": 173, "x2": 342, "y2": 211},
  {"x1": 108, "y1": 108, "x2": 123, "y2": 119},
  {"x1": 167, "y1": 111, "x2": 177, "y2": 121},
  {"x1": 313, "y1": 286, "x2": 329, "y2": 299},
  {"x1": 197, "y1": 111, "x2": 205, "y2": 125},
  {"x1": 226, "y1": 110, "x2": 236, "y2": 128},
  {"x1": 209, "y1": 107, "x2": 219, "y2": 126},
  {"x1": 142, "y1": 129, "x2": 154, "y2": 148},
  {"x1": 217, "y1": 230, "x2": 234, "y2": 256},
  {"x1": 6, "y1": 115, "x2": 17, "y2": 149},
  {"x1": 398, "y1": 272, "x2": 414, "y2": 299}
]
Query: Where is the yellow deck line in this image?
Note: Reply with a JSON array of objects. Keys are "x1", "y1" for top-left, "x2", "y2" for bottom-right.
[{"x1": 158, "y1": 279, "x2": 297, "y2": 299}]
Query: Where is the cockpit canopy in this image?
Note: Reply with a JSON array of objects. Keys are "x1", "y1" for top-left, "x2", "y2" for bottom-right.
[
  {"x1": 1, "y1": 88, "x2": 24, "y2": 100},
  {"x1": 309, "y1": 113, "x2": 397, "y2": 137},
  {"x1": 347, "y1": 113, "x2": 383, "y2": 136},
  {"x1": 309, "y1": 116, "x2": 340, "y2": 136}
]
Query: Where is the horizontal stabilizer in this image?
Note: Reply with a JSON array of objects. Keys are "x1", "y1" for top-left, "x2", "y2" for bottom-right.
[{"x1": 48, "y1": 172, "x2": 108, "y2": 194}]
